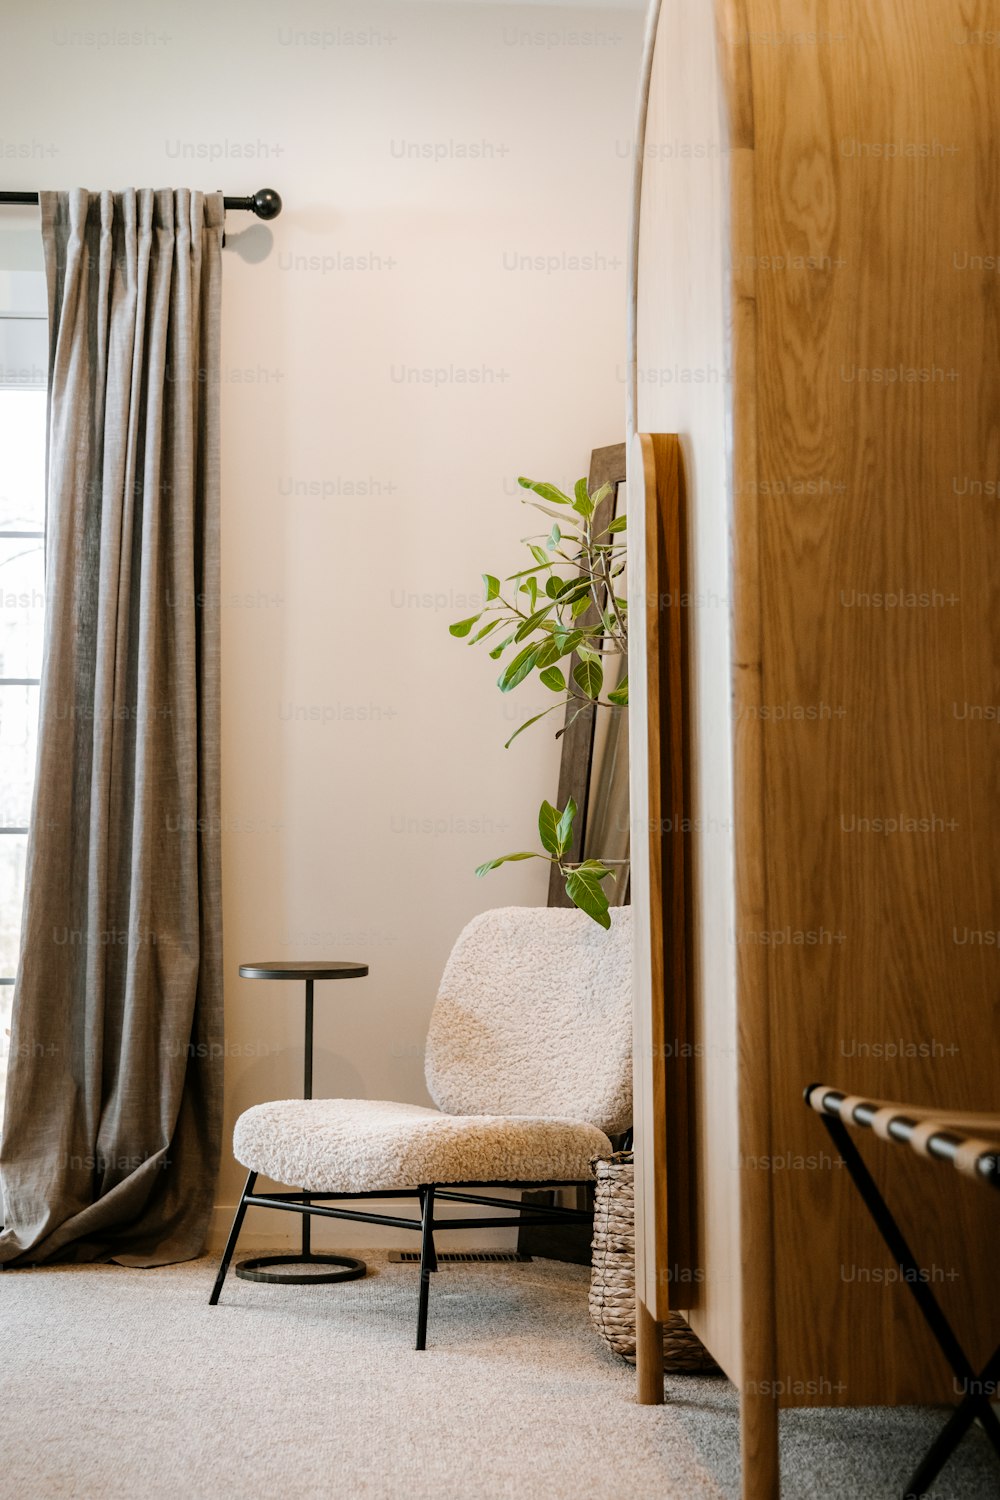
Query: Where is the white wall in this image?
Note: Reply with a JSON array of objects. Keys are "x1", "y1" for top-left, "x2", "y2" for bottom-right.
[{"x1": 2, "y1": 0, "x2": 643, "y2": 1244}]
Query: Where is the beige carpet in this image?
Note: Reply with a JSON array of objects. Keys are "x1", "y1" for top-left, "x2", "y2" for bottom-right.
[{"x1": 0, "y1": 1252, "x2": 995, "y2": 1499}]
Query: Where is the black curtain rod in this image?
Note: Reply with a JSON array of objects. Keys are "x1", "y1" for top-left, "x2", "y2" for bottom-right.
[{"x1": 0, "y1": 188, "x2": 282, "y2": 220}]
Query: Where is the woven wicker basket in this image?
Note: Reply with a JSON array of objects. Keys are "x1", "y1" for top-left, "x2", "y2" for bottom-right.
[{"x1": 589, "y1": 1151, "x2": 718, "y2": 1372}]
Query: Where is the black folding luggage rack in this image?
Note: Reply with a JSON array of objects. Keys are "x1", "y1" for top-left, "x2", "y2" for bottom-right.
[{"x1": 806, "y1": 1084, "x2": 1000, "y2": 1498}]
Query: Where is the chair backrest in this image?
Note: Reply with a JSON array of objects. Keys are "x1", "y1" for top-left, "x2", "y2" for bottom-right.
[{"x1": 425, "y1": 905, "x2": 632, "y2": 1136}]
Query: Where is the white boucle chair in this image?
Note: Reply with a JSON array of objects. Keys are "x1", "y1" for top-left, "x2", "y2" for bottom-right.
[{"x1": 209, "y1": 905, "x2": 632, "y2": 1346}]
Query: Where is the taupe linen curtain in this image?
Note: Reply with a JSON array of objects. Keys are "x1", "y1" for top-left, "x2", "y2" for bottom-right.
[{"x1": 0, "y1": 189, "x2": 224, "y2": 1266}]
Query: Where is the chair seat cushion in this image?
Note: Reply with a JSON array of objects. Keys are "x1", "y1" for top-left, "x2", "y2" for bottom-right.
[{"x1": 233, "y1": 1098, "x2": 612, "y2": 1192}]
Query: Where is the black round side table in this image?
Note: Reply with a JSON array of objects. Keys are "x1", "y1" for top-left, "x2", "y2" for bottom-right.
[{"x1": 235, "y1": 960, "x2": 369, "y2": 1286}]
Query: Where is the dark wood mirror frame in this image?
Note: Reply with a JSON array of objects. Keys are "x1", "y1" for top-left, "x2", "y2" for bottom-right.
[{"x1": 546, "y1": 441, "x2": 629, "y2": 908}]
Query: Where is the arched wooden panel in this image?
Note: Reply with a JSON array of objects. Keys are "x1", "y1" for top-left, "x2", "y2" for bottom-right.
[
  {"x1": 630, "y1": 0, "x2": 753, "y2": 1402},
  {"x1": 630, "y1": 0, "x2": 1000, "y2": 1492}
]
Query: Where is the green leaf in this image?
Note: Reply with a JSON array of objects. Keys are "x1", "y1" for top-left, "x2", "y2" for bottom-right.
[
  {"x1": 559, "y1": 580, "x2": 592, "y2": 606},
  {"x1": 538, "y1": 800, "x2": 561, "y2": 856},
  {"x1": 518, "y1": 477, "x2": 572, "y2": 506},
  {"x1": 482, "y1": 573, "x2": 501, "y2": 600},
  {"x1": 553, "y1": 576, "x2": 580, "y2": 598},
  {"x1": 489, "y1": 632, "x2": 517, "y2": 661},
  {"x1": 475, "y1": 852, "x2": 542, "y2": 877},
  {"x1": 539, "y1": 666, "x2": 567, "y2": 693},
  {"x1": 533, "y1": 638, "x2": 563, "y2": 670},
  {"x1": 498, "y1": 642, "x2": 542, "y2": 692},
  {"x1": 555, "y1": 796, "x2": 577, "y2": 855},
  {"x1": 607, "y1": 515, "x2": 627, "y2": 533},
  {"x1": 571, "y1": 592, "x2": 594, "y2": 619},
  {"x1": 524, "y1": 500, "x2": 574, "y2": 523},
  {"x1": 552, "y1": 629, "x2": 585, "y2": 659},
  {"x1": 506, "y1": 565, "x2": 550, "y2": 581},
  {"x1": 449, "y1": 613, "x2": 482, "y2": 638},
  {"x1": 591, "y1": 482, "x2": 613, "y2": 508},
  {"x1": 504, "y1": 711, "x2": 550, "y2": 749},
  {"x1": 528, "y1": 543, "x2": 552, "y2": 569},
  {"x1": 470, "y1": 617, "x2": 502, "y2": 645},
  {"x1": 573, "y1": 478, "x2": 595, "y2": 518},
  {"x1": 545, "y1": 575, "x2": 565, "y2": 599},
  {"x1": 573, "y1": 657, "x2": 604, "y2": 699},
  {"x1": 576, "y1": 643, "x2": 601, "y2": 665},
  {"x1": 547, "y1": 524, "x2": 561, "y2": 551},
  {"x1": 565, "y1": 866, "x2": 611, "y2": 928},
  {"x1": 514, "y1": 603, "x2": 555, "y2": 643},
  {"x1": 607, "y1": 675, "x2": 629, "y2": 707},
  {"x1": 555, "y1": 703, "x2": 592, "y2": 740}
]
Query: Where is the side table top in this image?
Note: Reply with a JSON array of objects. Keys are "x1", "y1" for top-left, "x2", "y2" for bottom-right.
[{"x1": 239, "y1": 961, "x2": 369, "y2": 981}]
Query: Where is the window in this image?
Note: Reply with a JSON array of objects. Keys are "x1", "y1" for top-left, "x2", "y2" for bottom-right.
[{"x1": 0, "y1": 251, "x2": 47, "y2": 1119}]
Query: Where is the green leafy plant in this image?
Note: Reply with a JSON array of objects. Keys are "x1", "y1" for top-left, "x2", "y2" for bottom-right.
[{"x1": 450, "y1": 476, "x2": 628, "y2": 927}]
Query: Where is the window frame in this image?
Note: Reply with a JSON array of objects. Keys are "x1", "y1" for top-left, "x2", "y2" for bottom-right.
[{"x1": 0, "y1": 305, "x2": 48, "y2": 991}]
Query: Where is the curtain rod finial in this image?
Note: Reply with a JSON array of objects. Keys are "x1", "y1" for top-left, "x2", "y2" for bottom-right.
[{"x1": 253, "y1": 188, "x2": 282, "y2": 221}]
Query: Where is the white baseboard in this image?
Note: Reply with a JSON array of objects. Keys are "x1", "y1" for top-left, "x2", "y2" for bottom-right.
[{"x1": 207, "y1": 1191, "x2": 523, "y2": 1253}]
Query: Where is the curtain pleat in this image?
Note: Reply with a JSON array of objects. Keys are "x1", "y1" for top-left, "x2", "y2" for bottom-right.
[{"x1": 0, "y1": 188, "x2": 224, "y2": 1266}]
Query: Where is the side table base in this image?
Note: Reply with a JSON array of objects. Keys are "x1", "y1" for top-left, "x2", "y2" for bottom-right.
[{"x1": 235, "y1": 1254, "x2": 367, "y2": 1285}]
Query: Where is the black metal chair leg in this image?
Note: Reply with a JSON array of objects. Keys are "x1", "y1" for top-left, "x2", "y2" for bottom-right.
[
  {"x1": 415, "y1": 1185, "x2": 436, "y2": 1351},
  {"x1": 209, "y1": 1170, "x2": 258, "y2": 1306}
]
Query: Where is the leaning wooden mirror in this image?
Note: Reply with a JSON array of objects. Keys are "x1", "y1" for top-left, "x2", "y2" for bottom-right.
[{"x1": 547, "y1": 441, "x2": 630, "y2": 909}]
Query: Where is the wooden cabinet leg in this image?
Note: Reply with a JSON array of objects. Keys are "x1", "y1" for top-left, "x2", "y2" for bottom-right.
[
  {"x1": 741, "y1": 1385, "x2": 779, "y2": 1498},
  {"x1": 636, "y1": 1298, "x2": 665, "y2": 1404}
]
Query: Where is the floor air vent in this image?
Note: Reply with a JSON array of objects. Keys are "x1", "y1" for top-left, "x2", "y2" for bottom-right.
[{"x1": 388, "y1": 1250, "x2": 531, "y2": 1264}]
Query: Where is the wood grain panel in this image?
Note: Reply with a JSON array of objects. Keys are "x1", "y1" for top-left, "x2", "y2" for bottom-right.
[
  {"x1": 633, "y1": 0, "x2": 1000, "y2": 1461},
  {"x1": 747, "y1": 0, "x2": 1000, "y2": 1405},
  {"x1": 717, "y1": 5, "x2": 783, "y2": 1487}
]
